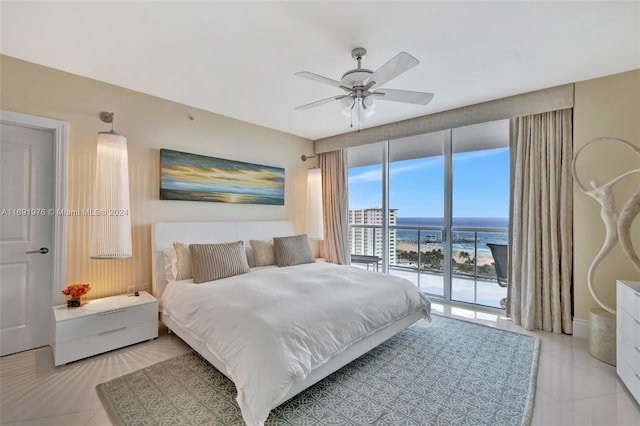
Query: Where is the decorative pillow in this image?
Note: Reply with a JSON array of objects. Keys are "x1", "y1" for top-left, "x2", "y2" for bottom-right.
[
  {"x1": 245, "y1": 244, "x2": 256, "y2": 268},
  {"x1": 273, "y1": 234, "x2": 314, "y2": 267},
  {"x1": 162, "y1": 247, "x2": 178, "y2": 282},
  {"x1": 189, "y1": 241, "x2": 250, "y2": 283},
  {"x1": 173, "y1": 242, "x2": 192, "y2": 280},
  {"x1": 250, "y1": 239, "x2": 277, "y2": 267}
]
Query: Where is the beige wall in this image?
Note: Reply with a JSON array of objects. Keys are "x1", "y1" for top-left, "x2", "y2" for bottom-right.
[
  {"x1": 573, "y1": 69, "x2": 640, "y2": 320},
  {"x1": 3, "y1": 54, "x2": 638, "y2": 316},
  {"x1": 0, "y1": 55, "x2": 314, "y2": 302}
]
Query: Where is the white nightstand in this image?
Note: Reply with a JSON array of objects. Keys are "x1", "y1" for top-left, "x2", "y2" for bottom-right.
[{"x1": 51, "y1": 291, "x2": 158, "y2": 366}]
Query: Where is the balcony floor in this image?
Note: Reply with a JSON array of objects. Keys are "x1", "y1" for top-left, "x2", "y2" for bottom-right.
[{"x1": 352, "y1": 264, "x2": 507, "y2": 309}]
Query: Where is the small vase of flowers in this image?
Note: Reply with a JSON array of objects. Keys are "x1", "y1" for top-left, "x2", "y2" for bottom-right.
[{"x1": 62, "y1": 283, "x2": 91, "y2": 308}]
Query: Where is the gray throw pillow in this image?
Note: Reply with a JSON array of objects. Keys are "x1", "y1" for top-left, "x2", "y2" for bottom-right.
[
  {"x1": 273, "y1": 234, "x2": 314, "y2": 267},
  {"x1": 189, "y1": 241, "x2": 250, "y2": 283}
]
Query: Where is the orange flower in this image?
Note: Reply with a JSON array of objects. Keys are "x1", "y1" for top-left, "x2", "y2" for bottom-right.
[{"x1": 62, "y1": 283, "x2": 91, "y2": 297}]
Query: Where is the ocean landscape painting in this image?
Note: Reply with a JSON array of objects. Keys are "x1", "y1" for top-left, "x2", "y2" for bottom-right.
[{"x1": 160, "y1": 149, "x2": 285, "y2": 205}]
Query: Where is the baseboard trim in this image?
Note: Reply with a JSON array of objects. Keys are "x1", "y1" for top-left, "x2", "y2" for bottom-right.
[{"x1": 573, "y1": 318, "x2": 590, "y2": 339}]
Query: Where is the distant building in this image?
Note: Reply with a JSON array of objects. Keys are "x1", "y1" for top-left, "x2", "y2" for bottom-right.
[{"x1": 348, "y1": 208, "x2": 397, "y2": 264}]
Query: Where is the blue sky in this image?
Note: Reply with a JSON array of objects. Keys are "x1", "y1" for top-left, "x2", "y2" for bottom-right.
[{"x1": 348, "y1": 147, "x2": 510, "y2": 218}]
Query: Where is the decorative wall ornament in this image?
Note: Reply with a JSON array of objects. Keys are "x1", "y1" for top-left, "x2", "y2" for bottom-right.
[
  {"x1": 160, "y1": 149, "x2": 285, "y2": 205},
  {"x1": 572, "y1": 137, "x2": 640, "y2": 314}
]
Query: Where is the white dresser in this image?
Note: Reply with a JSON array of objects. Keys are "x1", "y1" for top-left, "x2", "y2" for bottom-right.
[
  {"x1": 51, "y1": 291, "x2": 158, "y2": 366},
  {"x1": 616, "y1": 280, "x2": 640, "y2": 404}
]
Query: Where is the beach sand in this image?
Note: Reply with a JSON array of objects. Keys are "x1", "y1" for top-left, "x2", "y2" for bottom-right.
[{"x1": 396, "y1": 242, "x2": 494, "y2": 266}]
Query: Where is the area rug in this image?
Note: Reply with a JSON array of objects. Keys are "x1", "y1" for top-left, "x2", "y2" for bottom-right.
[{"x1": 96, "y1": 315, "x2": 540, "y2": 426}]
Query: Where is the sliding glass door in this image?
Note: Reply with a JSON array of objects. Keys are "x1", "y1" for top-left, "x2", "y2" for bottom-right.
[
  {"x1": 388, "y1": 131, "x2": 447, "y2": 296},
  {"x1": 348, "y1": 142, "x2": 385, "y2": 268},
  {"x1": 347, "y1": 120, "x2": 509, "y2": 309},
  {"x1": 450, "y1": 121, "x2": 509, "y2": 308}
]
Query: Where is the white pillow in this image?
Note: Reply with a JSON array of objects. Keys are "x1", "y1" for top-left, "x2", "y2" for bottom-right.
[
  {"x1": 245, "y1": 244, "x2": 256, "y2": 268},
  {"x1": 173, "y1": 241, "x2": 192, "y2": 280},
  {"x1": 162, "y1": 247, "x2": 178, "y2": 282},
  {"x1": 249, "y1": 239, "x2": 277, "y2": 267}
]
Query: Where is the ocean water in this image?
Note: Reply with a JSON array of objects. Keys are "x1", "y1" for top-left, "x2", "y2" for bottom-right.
[{"x1": 395, "y1": 217, "x2": 508, "y2": 255}]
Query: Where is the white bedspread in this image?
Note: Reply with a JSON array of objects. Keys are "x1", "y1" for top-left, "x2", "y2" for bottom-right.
[{"x1": 161, "y1": 262, "x2": 431, "y2": 425}]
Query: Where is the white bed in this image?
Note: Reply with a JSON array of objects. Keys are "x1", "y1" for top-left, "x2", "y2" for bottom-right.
[{"x1": 152, "y1": 220, "x2": 430, "y2": 426}]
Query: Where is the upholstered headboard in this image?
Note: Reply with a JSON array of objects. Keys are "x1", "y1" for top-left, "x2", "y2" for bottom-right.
[{"x1": 151, "y1": 220, "x2": 295, "y2": 300}]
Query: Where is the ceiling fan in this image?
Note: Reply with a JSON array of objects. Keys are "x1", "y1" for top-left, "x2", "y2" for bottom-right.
[{"x1": 294, "y1": 47, "x2": 434, "y2": 128}]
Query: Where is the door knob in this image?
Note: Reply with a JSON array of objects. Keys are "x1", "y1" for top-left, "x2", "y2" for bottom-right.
[{"x1": 25, "y1": 247, "x2": 49, "y2": 254}]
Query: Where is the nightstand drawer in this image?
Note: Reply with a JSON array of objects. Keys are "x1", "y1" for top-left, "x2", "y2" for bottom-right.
[
  {"x1": 618, "y1": 357, "x2": 640, "y2": 403},
  {"x1": 53, "y1": 320, "x2": 157, "y2": 366},
  {"x1": 618, "y1": 327, "x2": 640, "y2": 373},
  {"x1": 618, "y1": 281, "x2": 640, "y2": 319},
  {"x1": 55, "y1": 302, "x2": 157, "y2": 343}
]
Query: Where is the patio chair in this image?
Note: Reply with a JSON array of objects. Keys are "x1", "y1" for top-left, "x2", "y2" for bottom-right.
[{"x1": 486, "y1": 243, "x2": 508, "y2": 309}]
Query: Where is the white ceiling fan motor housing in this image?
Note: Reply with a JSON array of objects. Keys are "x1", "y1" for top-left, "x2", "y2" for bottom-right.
[{"x1": 341, "y1": 69, "x2": 373, "y2": 89}]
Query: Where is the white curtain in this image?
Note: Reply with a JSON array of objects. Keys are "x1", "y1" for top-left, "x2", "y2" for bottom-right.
[
  {"x1": 509, "y1": 108, "x2": 573, "y2": 334},
  {"x1": 319, "y1": 150, "x2": 350, "y2": 265}
]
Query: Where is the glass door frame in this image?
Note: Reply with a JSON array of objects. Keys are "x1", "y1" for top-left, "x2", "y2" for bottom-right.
[
  {"x1": 381, "y1": 140, "x2": 390, "y2": 274},
  {"x1": 442, "y1": 130, "x2": 453, "y2": 302},
  {"x1": 376, "y1": 134, "x2": 453, "y2": 293},
  {"x1": 350, "y1": 126, "x2": 507, "y2": 313},
  {"x1": 379, "y1": 130, "x2": 454, "y2": 297}
]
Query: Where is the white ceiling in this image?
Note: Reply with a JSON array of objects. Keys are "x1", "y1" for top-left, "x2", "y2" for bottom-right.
[{"x1": 1, "y1": 1, "x2": 639, "y2": 141}]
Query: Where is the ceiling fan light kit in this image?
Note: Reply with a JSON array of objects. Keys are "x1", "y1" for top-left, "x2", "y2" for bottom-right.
[{"x1": 295, "y1": 47, "x2": 434, "y2": 129}]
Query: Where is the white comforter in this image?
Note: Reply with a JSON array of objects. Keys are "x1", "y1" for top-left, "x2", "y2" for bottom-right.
[{"x1": 161, "y1": 261, "x2": 431, "y2": 425}]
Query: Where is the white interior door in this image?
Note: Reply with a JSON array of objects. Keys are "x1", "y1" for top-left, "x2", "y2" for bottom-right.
[{"x1": 0, "y1": 123, "x2": 55, "y2": 356}]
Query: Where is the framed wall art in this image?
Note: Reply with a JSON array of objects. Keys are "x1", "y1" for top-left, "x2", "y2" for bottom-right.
[{"x1": 160, "y1": 148, "x2": 285, "y2": 205}]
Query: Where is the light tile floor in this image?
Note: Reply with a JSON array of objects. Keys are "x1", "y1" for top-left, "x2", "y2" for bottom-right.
[{"x1": 1, "y1": 304, "x2": 639, "y2": 426}]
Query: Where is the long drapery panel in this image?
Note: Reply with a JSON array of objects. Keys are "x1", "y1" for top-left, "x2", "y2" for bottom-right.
[
  {"x1": 509, "y1": 109, "x2": 573, "y2": 333},
  {"x1": 319, "y1": 150, "x2": 350, "y2": 265}
]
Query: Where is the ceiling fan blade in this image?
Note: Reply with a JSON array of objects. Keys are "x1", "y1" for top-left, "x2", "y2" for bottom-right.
[
  {"x1": 295, "y1": 95, "x2": 348, "y2": 110},
  {"x1": 295, "y1": 72, "x2": 352, "y2": 91},
  {"x1": 371, "y1": 89, "x2": 434, "y2": 105},
  {"x1": 364, "y1": 52, "x2": 419, "y2": 90}
]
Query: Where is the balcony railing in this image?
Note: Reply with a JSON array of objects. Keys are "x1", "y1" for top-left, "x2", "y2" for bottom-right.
[{"x1": 349, "y1": 223, "x2": 508, "y2": 309}]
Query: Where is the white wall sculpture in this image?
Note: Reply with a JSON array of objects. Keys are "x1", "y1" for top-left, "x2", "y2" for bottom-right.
[{"x1": 572, "y1": 137, "x2": 640, "y2": 314}]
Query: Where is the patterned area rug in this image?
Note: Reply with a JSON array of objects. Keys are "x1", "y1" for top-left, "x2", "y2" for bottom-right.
[{"x1": 96, "y1": 315, "x2": 539, "y2": 425}]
